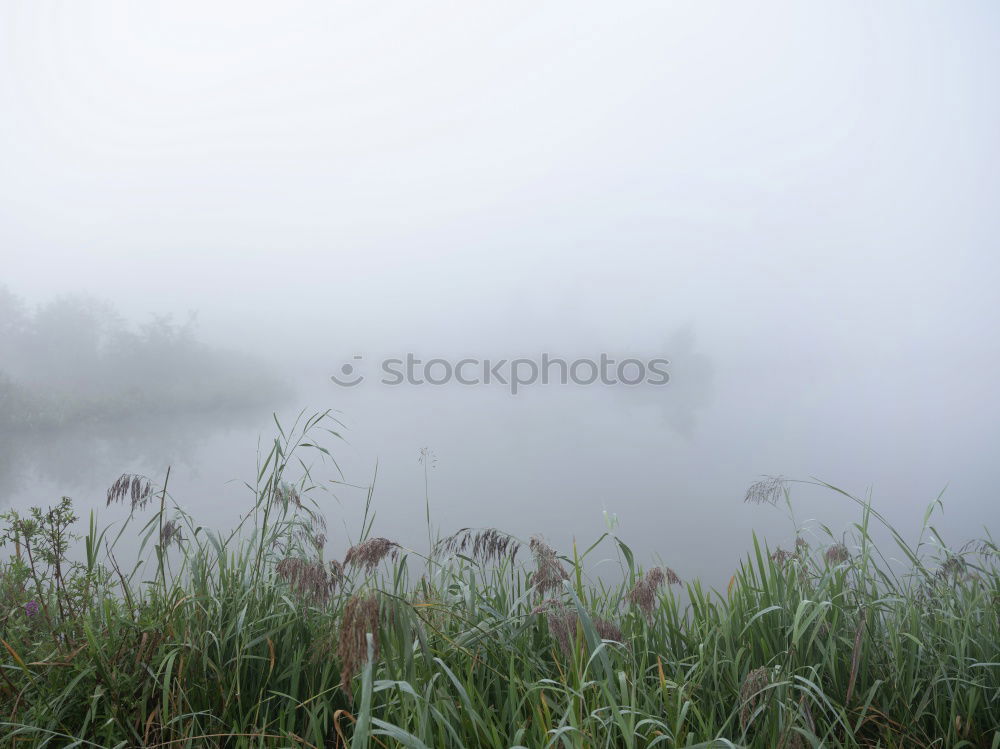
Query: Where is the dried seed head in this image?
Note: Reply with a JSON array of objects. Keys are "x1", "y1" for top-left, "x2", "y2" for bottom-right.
[
  {"x1": 934, "y1": 554, "x2": 978, "y2": 585},
  {"x1": 160, "y1": 519, "x2": 182, "y2": 548},
  {"x1": 344, "y1": 537, "x2": 399, "y2": 573},
  {"x1": 437, "y1": 528, "x2": 520, "y2": 565},
  {"x1": 276, "y1": 557, "x2": 336, "y2": 604},
  {"x1": 744, "y1": 476, "x2": 787, "y2": 506},
  {"x1": 530, "y1": 598, "x2": 562, "y2": 616},
  {"x1": 594, "y1": 617, "x2": 624, "y2": 643},
  {"x1": 825, "y1": 543, "x2": 849, "y2": 565},
  {"x1": 740, "y1": 666, "x2": 772, "y2": 730},
  {"x1": 274, "y1": 482, "x2": 303, "y2": 510},
  {"x1": 542, "y1": 602, "x2": 624, "y2": 657},
  {"x1": 939, "y1": 554, "x2": 966, "y2": 578},
  {"x1": 627, "y1": 566, "x2": 681, "y2": 619},
  {"x1": 288, "y1": 511, "x2": 328, "y2": 556},
  {"x1": 527, "y1": 536, "x2": 569, "y2": 597},
  {"x1": 770, "y1": 548, "x2": 796, "y2": 567},
  {"x1": 337, "y1": 594, "x2": 381, "y2": 696},
  {"x1": 545, "y1": 603, "x2": 576, "y2": 658},
  {"x1": 107, "y1": 474, "x2": 153, "y2": 510},
  {"x1": 971, "y1": 539, "x2": 998, "y2": 558}
]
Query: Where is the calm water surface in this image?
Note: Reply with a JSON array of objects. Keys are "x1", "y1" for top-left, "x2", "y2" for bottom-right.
[{"x1": 4, "y1": 347, "x2": 997, "y2": 589}]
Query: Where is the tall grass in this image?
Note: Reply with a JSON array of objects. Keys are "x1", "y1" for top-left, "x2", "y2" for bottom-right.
[{"x1": 0, "y1": 412, "x2": 997, "y2": 747}]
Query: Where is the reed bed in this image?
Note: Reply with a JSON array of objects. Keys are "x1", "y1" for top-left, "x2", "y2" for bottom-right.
[{"x1": 0, "y1": 412, "x2": 997, "y2": 747}]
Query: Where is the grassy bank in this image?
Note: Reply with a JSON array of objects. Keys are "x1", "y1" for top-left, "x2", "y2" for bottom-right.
[{"x1": 1, "y1": 413, "x2": 997, "y2": 747}]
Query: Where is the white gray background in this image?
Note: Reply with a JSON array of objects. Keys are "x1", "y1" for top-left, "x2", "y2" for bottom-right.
[{"x1": 2, "y1": 1, "x2": 998, "y2": 583}]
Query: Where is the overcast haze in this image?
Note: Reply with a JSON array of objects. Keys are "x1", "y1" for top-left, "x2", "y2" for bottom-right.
[{"x1": 2, "y1": 2, "x2": 999, "y2": 583}]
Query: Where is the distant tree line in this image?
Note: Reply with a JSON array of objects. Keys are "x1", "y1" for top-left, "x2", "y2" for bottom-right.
[{"x1": 0, "y1": 287, "x2": 287, "y2": 430}]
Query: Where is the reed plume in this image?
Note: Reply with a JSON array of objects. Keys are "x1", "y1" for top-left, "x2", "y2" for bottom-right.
[
  {"x1": 937, "y1": 554, "x2": 969, "y2": 581},
  {"x1": 159, "y1": 519, "x2": 182, "y2": 548},
  {"x1": 627, "y1": 566, "x2": 681, "y2": 619},
  {"x1": 739, "y1": 666, "x2": 772, "y2": 730},
  {"x1": 594, "y1": 616, "x2": 624, "y2": 643},
  {"x1": 744, "y1": 475, "x2": 787, "y2": 506},
  {"x1": 276, "y1": 557, "x2": 336, "y2": 604},
  {"x1": 344, "y1": 537, "x2": 399, "y2": 573},
  {"x1": 337, "y1": 593, "x2": 380, "y2": 696},
  {"x1": 106, "y1": 473, "x2": 153, "y2": 510},
  {"x1": 541, "y1": 602, "x2": 624, "y2": 658},
  {"x1": 770, "y1": 548, "x2": 796, "y2": 567},
  {"x1": 437, "y1": 527, "x2": 520, "y2": 565},
  {"x1": 527, "y1": 536, "x2": 568, "y2": 596},
  {"x1": 544, "y1": 603, "x2": 576, "y2": 658},
  {"x1": 274, "y1": 481, "x2": 303, "y2": 510},
  {"x1": 825, "y1": 543, "x2": 849, "y2": 564}
]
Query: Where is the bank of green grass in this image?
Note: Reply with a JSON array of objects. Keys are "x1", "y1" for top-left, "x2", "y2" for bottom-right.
[{"x1": 0, "y1": 412, "x2": 997, "y2": 747}]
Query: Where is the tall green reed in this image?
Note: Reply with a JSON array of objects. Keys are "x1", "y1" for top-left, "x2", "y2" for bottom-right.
[{"x1": 0, "y1": 413, "x2": 996, "y2": 747}]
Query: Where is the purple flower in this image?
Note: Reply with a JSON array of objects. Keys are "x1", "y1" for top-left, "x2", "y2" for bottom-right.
[{"x1": 24, "y1": 600, "x2": 40, "y2": 617}]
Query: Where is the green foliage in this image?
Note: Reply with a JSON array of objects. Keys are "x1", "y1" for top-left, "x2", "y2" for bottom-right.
[{"x1": 0, "y1": 414, "x2": 997, "y2": 747}]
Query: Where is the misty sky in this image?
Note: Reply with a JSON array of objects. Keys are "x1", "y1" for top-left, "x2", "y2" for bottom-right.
[{"x1": 2, "y1": 2, "x2": 999, "y2": 581}]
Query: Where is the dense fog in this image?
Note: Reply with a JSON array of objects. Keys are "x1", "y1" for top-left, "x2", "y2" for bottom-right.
[
  {"x1": 0, "y1": 287, "x2": 285, "y2": 428},
  {"x1": 2, "y1": 2, "x2": 999, "y2": 585}
]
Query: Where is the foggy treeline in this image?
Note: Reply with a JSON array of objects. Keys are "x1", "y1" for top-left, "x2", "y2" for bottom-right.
[{"x1": 0, "y1": 286, "x2": 286, "y2": 431}]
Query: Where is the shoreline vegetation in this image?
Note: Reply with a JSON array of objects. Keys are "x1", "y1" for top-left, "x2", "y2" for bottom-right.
[{"x1": 0, "y1": 412, "x2": 997, "y2": 747}]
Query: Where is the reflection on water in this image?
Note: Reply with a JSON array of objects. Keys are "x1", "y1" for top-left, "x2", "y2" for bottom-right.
[
  {"x1": 0, "y1": 286, "x2": 292, "y2": 514},
  {"x1": 0, "y1": 403, "x2": 276, "y2": 511}
]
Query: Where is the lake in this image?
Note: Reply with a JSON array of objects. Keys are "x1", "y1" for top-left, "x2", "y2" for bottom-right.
[{"x1": 4, "y1": 338, "x2": 996, "y2": 589}]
